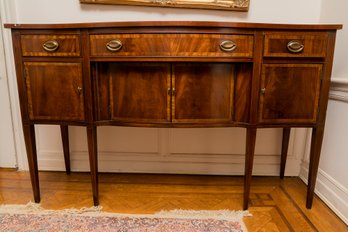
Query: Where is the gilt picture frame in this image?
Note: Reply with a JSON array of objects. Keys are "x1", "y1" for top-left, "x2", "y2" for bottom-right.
[{"x1": 80, "y1": 0, "x2": 250, "y2": 11}]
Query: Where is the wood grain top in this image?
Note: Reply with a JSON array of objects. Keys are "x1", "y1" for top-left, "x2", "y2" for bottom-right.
[{"x1": 4, "y1": 21, "x2": 343, "y2": 30}]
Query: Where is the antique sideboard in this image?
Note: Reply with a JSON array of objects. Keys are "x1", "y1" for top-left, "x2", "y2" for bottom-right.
[{"x1": 4, "y1": 21, "x2": 342, "y2": 209}]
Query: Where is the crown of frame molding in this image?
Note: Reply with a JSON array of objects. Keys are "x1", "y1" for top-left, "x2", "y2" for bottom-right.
[{"x1": 80, "y1": 0, "x2": 250, "y2": 11}]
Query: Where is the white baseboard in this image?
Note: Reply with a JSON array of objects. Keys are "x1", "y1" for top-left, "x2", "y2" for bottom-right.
[
  {"x1": 330, "y1": 79, "x2": 348, "y2": 102},
  {"x1": 36, "y1": 151, "x2": 302, "y2": 176},
  {"x1": 300, "y1": 162, "x2": 348, "y2": 225}
]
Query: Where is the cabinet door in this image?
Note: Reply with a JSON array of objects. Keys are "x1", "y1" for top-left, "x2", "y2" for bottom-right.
[
  {"x1": 106, "y1": 63, "x2": 171, "y2": 122},
  {"x1": 259, "y1": 64, "x2": 322, "y2": 123},
  {"x1": 24, "y1": 62, "x2": 84, "y2": 121},
  {"x1": 173, "y1": 63, "x2": 234, "y2": 122}
]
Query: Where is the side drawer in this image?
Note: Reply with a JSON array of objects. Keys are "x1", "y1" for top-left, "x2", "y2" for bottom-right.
[
  {"x1": 264, "y1": 32, "x2": 328, "y2": 57},
  {"x1": 90, "y1": 34, "x2": 253, "y2": 58},
  {"x1": 21, "y1": 34, "x2": 81, "y2": 57}
]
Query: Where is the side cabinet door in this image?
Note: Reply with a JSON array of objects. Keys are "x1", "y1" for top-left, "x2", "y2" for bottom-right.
[
  {"x1": 101, "y1": 63, "x2": 171, "y2": 123},
  {"x1": 172, "y1": 63, "x2": 234, "y2": 123},
  {"x1": 259, "y1": 64, "x2": 322, "y2": 123},
  {"x1": 24, "y1": 62, "x2": 84, "y2": 121}
]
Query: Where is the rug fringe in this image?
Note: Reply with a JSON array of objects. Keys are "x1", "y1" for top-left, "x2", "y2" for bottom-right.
[
  {"x1": 0, "y1": 202, "x2": 102, "y2": 215},
  {"x1": 156, "y1": 209, "x2": 251, "y2": 220},
  {"x1": 0, "y1": 202, "x2": 251, "y2": 220}
]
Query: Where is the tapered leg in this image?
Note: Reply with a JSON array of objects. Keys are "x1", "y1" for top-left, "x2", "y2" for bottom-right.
[
  {"x1": 306, "y1": 127, "x2": 325, "y2": 209},
  {"x1": 243, "y1": 127, "x2": 257, "y2": 210},
  {"x1": 22, "y1": 124, "x2": 40, "y2": 203},
  {"x1": 87, "y1": 125, "x2": 99, "y2": 206},
  {"x1": 60, "y1": 125, "x2": 71, "y2": 175},
  {"x1": 280, "y1": 128, "x2": 291, "y2": 179}
]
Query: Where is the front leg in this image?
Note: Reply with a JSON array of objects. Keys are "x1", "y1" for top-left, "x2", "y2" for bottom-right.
[
  {"x1": 60, "y1": 125, "x2": 71, "y2": 175},
  {"x1": 87, "y1": 125, "x2": 99, "y2": 206},
  {"x1": 23, "y1": 124, "x2": 40, "y2": 203},
  {"x1": 280, "y1": 128, "x2": 291, "y2": 179},
  {"x1": 243, "y1": 127, "x2": 257, "y2": 210},
  {"x1": 306, "y1": 126, "x2": 325, "y2": 208}
]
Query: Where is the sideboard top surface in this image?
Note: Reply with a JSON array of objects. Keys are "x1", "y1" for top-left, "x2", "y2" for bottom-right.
[{"x1": 4, "y1": 21, "x2": 343, "y2": 30}]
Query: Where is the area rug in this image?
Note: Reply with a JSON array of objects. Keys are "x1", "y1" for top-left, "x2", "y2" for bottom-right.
[{"x1": 0, "y1": 203, "x2": 249, "y2": 232}]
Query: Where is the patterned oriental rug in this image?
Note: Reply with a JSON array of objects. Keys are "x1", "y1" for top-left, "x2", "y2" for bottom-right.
[{"x1": 0, "y1": 203, "x2": 249, "y2": 231}]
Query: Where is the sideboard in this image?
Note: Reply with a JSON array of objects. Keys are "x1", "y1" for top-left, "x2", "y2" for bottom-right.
[{"x1": 4, "y1": 21, "x2": 342, "y2": 209}]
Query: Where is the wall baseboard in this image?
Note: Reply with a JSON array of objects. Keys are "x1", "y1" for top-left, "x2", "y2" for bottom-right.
[
  {"x1": 296, "y1": 82, "x2": 348, "y2": 225},
  {"x1": 300, "y1": 162, "x2": 348, "y2": 225},
  {"x1": 37, "y1": 151, "x2": 302, "y2": 176},
  {"x1": 330, "y1": 79, "x2": 348, "y2": 102}
]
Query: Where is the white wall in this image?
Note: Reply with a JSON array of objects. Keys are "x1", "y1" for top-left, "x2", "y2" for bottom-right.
[
  {"x1": 0, "y1": 6, "x2": 16, "y2": 168},
  {"x1": 320, "y1": 0, "x2": 348, "y2": 79},
  {"x1": 297, "y1": 0, "x2": 348, "y2": 225},
  {"x1": 300, "y1": 88, "x2": 348, "y2": 225},
  {"x1": 14, "y1": 0, "x2": 321, "y2": 24}
]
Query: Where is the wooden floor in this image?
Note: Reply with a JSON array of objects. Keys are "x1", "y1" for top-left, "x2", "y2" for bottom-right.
[{"x1": 0, "y1": 169, "x2": 346, "y2": 231}]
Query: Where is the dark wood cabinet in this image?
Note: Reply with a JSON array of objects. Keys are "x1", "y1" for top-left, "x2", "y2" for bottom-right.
[
  {"x1": 97, "y1": 63, "x2": 171, "y2": 122},
  {"x1": 5, "y1": 21, "x2": 342, "y2": 210},
  {"x1": 97, "y1": 62, "x2": 237, "y2": 123},
  {"x1": 259, "y1": 64, "x2": 322, "y2": 123},
  {"x1": 173, "y1": 63, "x2": 235, "y2": 122},
  {"x1": 24, "y1": 62, "x2": 85, "y2": 121}
]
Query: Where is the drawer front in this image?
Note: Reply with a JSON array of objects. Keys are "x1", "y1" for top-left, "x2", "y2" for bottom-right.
[
  {"x1": 90, "y1": 34, "x2": 253, "y2": 58},
  {"x1": 264, "y1": 32, "x2": 328, "y2": 57},
  {"x1": 21, "y1": 35, "x2": 81, "y2": 57}
]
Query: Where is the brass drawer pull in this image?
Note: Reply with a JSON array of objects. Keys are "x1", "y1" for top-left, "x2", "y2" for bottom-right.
[
  {"x1": 106, "y1": 39, "x2": 123, "y2": 52},
  {"x1": 42, "y1": 40, "x2": 59, "y2": 52},
  {"x1": 287, "y1": 40, "x2": 304, "y2": 53},
  {"x1": 220, "y1": 40, "x2": 237, "y2": 52}
]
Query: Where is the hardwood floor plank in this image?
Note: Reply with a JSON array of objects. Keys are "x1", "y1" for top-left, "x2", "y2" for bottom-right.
[
  {"x1": 0, "y1": 169, "x2": 346, "y2": 231},
  {"x1": 281, "y1": 178, "x2": 347, "y2": 232}
]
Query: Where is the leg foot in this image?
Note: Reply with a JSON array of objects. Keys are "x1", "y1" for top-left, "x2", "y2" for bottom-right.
[
  {"x1": 306, "y1": 127, "x2": 324, "y2": 209},
  {"x1": 60, "y1": 125, "x2": 71, "y2": 175},
  {"x1": 280, "y1": 128, "x2": 291, "y2": 179},
  {"x1": 23, "y1": 124, "x2": 40, "y2": 203}
]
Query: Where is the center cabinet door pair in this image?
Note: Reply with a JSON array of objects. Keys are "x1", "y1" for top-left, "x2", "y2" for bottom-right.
[{"x1": 95, "y1": 63, "x2": 241, "y2": 124}]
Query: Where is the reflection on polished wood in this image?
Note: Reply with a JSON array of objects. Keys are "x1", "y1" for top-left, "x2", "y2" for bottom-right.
[
  {"x1": 173, "y1": 63, "x2": 234, "y2": 122},
  {"x1": 0, "y1": 170, "x2": 346, "y2": 231},
  {"x1": 24, "y1": 62, "x2": 84, "y2": 121}
]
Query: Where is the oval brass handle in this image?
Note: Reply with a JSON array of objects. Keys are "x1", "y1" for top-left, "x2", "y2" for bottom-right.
[
  {"x1": 42, "y1": 40, "x2": 59, "y2": 52},
  {"x1": 220, "y1": 40, "x2": 237, "y2": 52},
  {"x1": 106, "y1": 39, "x2": 123, "y2": 52},
  {"x1": 287, "y1": 40, "x2": 304, "y2": 53}
]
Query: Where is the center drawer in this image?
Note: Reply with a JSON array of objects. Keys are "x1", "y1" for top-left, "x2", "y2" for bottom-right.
[{"x1": 90, "y1": 34, "x2": 253, "y2": 58}]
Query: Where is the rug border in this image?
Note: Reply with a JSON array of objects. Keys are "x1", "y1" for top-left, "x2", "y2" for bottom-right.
[{"x1": 0, "y1": 202, "x2": 250, "y2": 231}]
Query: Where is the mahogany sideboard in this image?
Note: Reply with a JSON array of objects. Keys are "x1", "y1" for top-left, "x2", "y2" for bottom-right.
[{"x1": 4, "y1": 21, "x2": 342, "y2": 209}]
